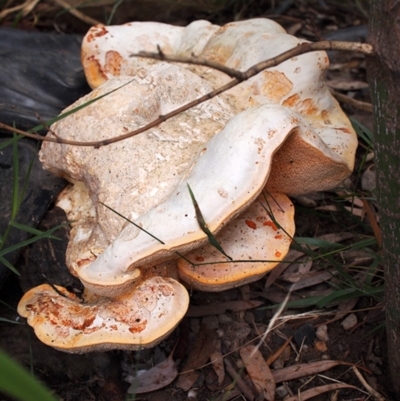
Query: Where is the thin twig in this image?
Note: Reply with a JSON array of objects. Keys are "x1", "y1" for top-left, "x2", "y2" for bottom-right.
[
  {"x1": 330, "y1": 88, "x2": 373, "y2": 113},
  {"x1": 0, "y1": 40, "x2": 374, "y2": 148},
  {"x1": 0, "y1": 0, "x2": 38, "y2": 19},
  {"x1": 352, "y1": 365, "x2": 385, "y2": 401},
  {"x1": 52, "y1": 0, "x2": 102, "y2": 26},
  {"x1": 133, "y1": 40, "x2": 374, "y2": 79}
]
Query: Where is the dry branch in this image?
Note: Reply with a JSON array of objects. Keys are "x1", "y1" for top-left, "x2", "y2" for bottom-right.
[{"x1": 0, "y1": 40, "x2": 374, "y2": 148}]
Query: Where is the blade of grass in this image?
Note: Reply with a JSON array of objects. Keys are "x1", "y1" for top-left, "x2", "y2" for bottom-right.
[
  {"x1": 0, "y1": 255, "x2": 19, "y2": 275},
  {"x1": 187, "y1": 183, "x2": 232, "y2": 261},
  {"x1": 29, "y1": 78, "x2": 135, "y2": 134},
  {"x1": 0, "y1": 349, "x2": 57, "y2": 401},
  {"x1": 0, "y1": 134, "x2": 22, "y2": 150},
  {"x1": 350, "y1": 117, "x2": 374, "y2": 147},
  {"x1": 317, "y1": 286, "x2": 383, "y2": 308},
  {"x1": 0, "y1": 224, "x2": 66, "y2": 258},
  {"x1": 11, "y1": 222, "x2": 61, "y2": 240},
  {"x1": 0, "y1": 317, "x2": 22, "y2": 324},
  {"x1": 11, "y1": 132, "x2": 19, "y2": 220}
]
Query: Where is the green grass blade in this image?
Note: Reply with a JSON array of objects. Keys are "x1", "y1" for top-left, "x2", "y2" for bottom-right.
[
  {"x1": 187, "y1": 183, "x2": 232, "y2": 261},
  {"x1": 350, "y1": 117, "x2": 374, "y2": 147},
  {"x1": 0, "y1": 349, "x2": 57, "y2": 401},
  {"x1": 29, "y1": 79, "x2": 134, "y2": 134},
  {"x1": 0, "y1": 224, "x2": 65, "y2": 258},
  {"x1": 100, "y1": 202, "x2": 165, "y2": 244},
  {"x1": 11, "y1": 133, "x2": 20, "y2": 220},
  {"x1": 106, "y1": 0, "x2": 124, "y2": 24},
  {"x1": 0, "y1": 134, "x2": 22, "y2": 150},
  {"x1": 11, "y1": 222, "x2": 61, "y2": 240},
  {"x1": 0, "y1": 317, "x2": 22, "y2": 324},
  {"x1": 0, "y1": 255, "x2": 20, "y2": 275},
  {"x1": 317, "y1": 286, "x2": 384, "y2": 308}
]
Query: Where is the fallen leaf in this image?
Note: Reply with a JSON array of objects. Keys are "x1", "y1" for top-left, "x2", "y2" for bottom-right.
[
  {"x1": 210, "y1": 339, "x2": 225, "y2": 385},
  {"x1": 284, "y1": 383, "x2": 357, "y2": 401},
  {"x1": 266, "y1": 233, "x2": 354, "y2": 288},
  {"x1": 240, "y1": 344, "x2": 275, "y2": 401},
  {"x1": 328, "y1": 79, "x2": 369, "y2": 90},
  {"x1": 283, "y1": 271, "x2": 336, "y2": 290},
  {"x1": 187, "y1": 300, "x2": 263, "y2": 317},
  {"x1": 176, "y1": 325, "x2": 217, "y2": 390},
  {"x1": 224, "y1": 357, "x2": 256, "y2": 401},
  {"x1": 127, "y1": 353, "x2": 177, "y2": 394},
  {"x1": 272, "y1": 360, "x2": 343, "y2": 383}
]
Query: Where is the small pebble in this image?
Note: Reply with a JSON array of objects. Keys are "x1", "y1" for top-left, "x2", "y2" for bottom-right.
[
  {"x1": 341, "y1": 313, "x2": 358, "y2": 330},
  {"x1": 316, "y1": 325, "x2": 329, "y2": 342},
  {"x1": 275, "y1": 385, "x2": 289, "y2": 399},
  {"x1": 272, "y1": 358, "x2": 285, "y2": 369}
]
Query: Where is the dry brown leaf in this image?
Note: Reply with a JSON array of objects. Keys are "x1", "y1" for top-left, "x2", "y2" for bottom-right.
[
  {"x1": 272, "y1": 360, "x2": 343, "y2": 383},
  {"x1": 127, "y1": 353, "x2": 177, "y2": 394},
  {"x1": 363, "y1": 302, "x2": 384, "y2": 325},
  {"x1": 362, "y1": 165, "x2": 376, "y2": 192},
  {"x1": 177, "y1": 325, "x2": 217, "y2": 390},
  {"x1": 186, "y1": 300, "x2": 263, "y2": 317},
  {"x1": 255, "y1": 288, "x2": 303, "y2": 304},
  {"x1": 265, "y1": 256, "x2": 295, "y2": 288},
  {"x1": 210, "y1": 339, "x2": 225, "y2": 386},
  {"x1": 266, "y1": 233, "x2": 354, "y2": 288},
  {"x1": 284, "y1": 383, "x2": 358, "y2": 401},
  {"x1": 328, "y1": 79, "x2": 369, "y2": 90},
  {"x1": 240, "y1": 344, "x2": 276, "y2": 401},
  {"x1": 224, "y1": 357, "x2": 256, "y2": 401},
  {"x1": 283, "y1": 271, "x2": 335, "y2": 290},
  {"x1": 265, "y1": 337, "x2": 292, "y2": 366}
]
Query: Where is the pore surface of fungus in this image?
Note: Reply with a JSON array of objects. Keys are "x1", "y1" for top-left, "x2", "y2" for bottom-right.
[{"x1": 19, "y1": 18, "x2": 358, "y2": 351}]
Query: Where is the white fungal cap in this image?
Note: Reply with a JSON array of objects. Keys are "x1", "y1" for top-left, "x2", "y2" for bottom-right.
[
  {"x1": 40, "y1": 18, "x2": 357, "y2": 297},
  {"x1": 76, "y1": 105, "x2": 299, "y2": 295}
]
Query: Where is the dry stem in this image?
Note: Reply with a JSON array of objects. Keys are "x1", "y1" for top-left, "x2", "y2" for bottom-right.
[{"x1": 0, "y1": 40, "x2": 374, "y2": 148}]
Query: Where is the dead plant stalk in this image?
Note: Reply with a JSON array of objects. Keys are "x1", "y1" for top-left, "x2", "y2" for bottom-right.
[{"x1": 0, "y1": 40, "x2": 373, "y2": 147}]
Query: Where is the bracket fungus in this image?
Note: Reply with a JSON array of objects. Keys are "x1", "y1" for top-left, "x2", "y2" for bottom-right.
[
  {"x1": 17, "y1": 276, "x2": 189, "y2": 352},
  {"x1": 18, "y1": 18, "x2": 357, "y2": 352}
]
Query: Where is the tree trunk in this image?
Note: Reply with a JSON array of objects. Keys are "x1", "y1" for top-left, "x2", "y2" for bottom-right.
[{"x1": 367, "y1": 1, "x2": 400, "y2": 397}]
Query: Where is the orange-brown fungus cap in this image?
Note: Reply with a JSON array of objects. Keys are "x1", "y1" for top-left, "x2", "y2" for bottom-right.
[
  {"x1": 17, "y1": 277, "x2": 189, "y2": 353},
  {"x1": 177, "y1": 192, "x2": 294, "y2": 291}
]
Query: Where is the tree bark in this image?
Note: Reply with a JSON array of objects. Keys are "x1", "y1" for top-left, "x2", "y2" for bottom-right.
[{"x1": 367, "y1": 1, "x2": 400, "y2": 397}]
